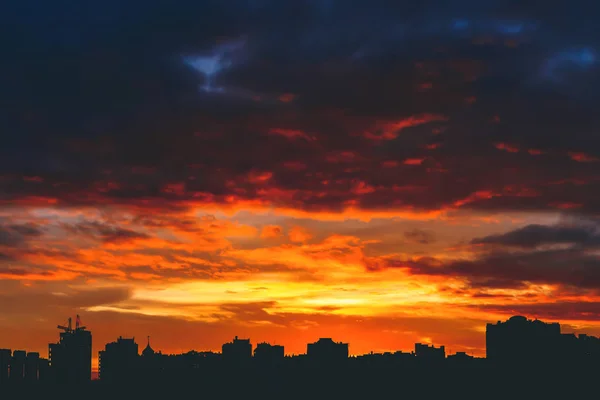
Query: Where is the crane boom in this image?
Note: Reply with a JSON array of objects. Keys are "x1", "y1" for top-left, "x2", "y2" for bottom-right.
[
  {"x1": 56, "y1": 315, "x2": 87, "y2": 333},
  {"x1": 57, "y1": 317, "x2": 73, "y2": 333}
]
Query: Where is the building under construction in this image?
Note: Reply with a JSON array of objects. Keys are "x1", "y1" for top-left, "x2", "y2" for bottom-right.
[{"x1": 49, "y1": 315, "x2": 92, "y2": 384}]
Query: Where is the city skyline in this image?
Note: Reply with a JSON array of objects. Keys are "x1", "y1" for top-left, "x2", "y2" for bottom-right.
[
  {"x1": 3, "y1": 0, "x2": 600, "y2": 382},
  {"x1": 3, "y1": 313, "x2": 600, "y2": 380},
  {"x1": 4, "y1": 316, "x2": 599, "y2": 398}
]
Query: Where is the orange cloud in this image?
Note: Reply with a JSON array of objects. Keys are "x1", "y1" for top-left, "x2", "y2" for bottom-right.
[
  {"x1": 261, "y1": 225, "x2": 283, "y2": 239},
  {"x1": 288, "y1": 226, "x2": 312, "y2": 243},
  {"x1": 246, "y1": 171, "x2": 273, "y2": 184},
  {"x1": 453, "y1": 190, "x2": 495, "y2": 208}
]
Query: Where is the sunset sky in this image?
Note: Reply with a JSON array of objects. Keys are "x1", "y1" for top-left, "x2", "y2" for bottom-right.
[{"x1": 3, "y1": 1, "x2": 600, "y2": 370}]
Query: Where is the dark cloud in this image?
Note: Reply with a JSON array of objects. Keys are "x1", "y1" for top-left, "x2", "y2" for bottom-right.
[
  {"x1": 472, "y1": 223, "x2": 600, "y2": 248},
  {"x1": 381, "y1": 220, "x2": 600, "y2": 290},
  {"x1": 0, "y1": 266, "x2": 51, "y2": 277},
  {"x1": 445, "y1": 248, "x2": 600, "y2": 289},
  {"x1": 2, "y1": 1, "x2": 600, "y2": 215},
  {"x1": 0, "y1": 284, "x2": 131, "y2": 315},
  {"x1": 63, "y1": 220, "x2": 150, "y2": 243},
  {"x1": 404, "y1": 228, "x2": 436, "y2": 244},
  {"x1": 0, "y1": 222, "x2": 43, "y2": 247},
  {"x1": 475, "y1": 301, "x2": 600, "y2": 322}
]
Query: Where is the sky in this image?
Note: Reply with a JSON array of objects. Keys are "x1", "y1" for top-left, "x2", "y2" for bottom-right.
[{"x1": 2, "y1": 0, "x2": 600, "y2": 369}]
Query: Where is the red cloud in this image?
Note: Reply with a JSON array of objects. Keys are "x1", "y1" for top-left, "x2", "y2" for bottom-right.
[
  {"x1": 23, "y1": 176, "x2": 43, "y2": 183},
  {"x1": 403, "y1": 158, "x2": 425, "y2": 166},
  {"x1": 326, "y1": 151, "x2": 358, "y2": 163},
  {"x1": 268, "y1": 128, "x2": 313, "y2": 141},
  {"x1": 364, "y1": 114, "x2": 447, "y2": 141},
  {"x1": 162, "y1": 183, "x2": 186, "y2": 196},
  {"x1": 494, "y1": 143, "x2": 519, "y2": 153},
  {"x1": 568, "y1": 152, "x2": 599, "y2": 163},
  {"x1": 247, "y1": 171, "x2": 273, "y2": 184},
  {"x1": 352, "y1": 181, "x2": 375, "y2": 195},
  {"x1": 283, "y1": 161, "x2": 307, "y2": 171},
  {"x1": 381, "y1": 161, "x2": 399, "y2": 168},
  {"x1": 278, "y1": 93, "x2": 296, "y2": 103}
]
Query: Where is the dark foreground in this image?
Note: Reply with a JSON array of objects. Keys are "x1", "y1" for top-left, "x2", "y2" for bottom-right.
[{"x1": 4, "y1": 366, "x2": 598, "y2": 399}]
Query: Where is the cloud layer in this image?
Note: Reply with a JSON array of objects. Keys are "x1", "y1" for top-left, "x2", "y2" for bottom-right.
[{"x1": 2, "y1": 0, "x2": 600, "y2": 365}]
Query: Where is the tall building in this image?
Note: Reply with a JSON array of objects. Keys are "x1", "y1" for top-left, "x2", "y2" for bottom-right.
[
  {"x1": 10, "y1": 350, "x2": 26, "y2": 382},
  {"x1": 307, "y1": 338, "x2": 349, "y2": 365},
  {"x1": 0, "y1": 349, "x2": 10, "y2": 383},
  {"x1": 38, "y1": 358, "x2": 50, "y2": 382},
  {"x1": 486, "y1": 315, "x2": 560, "y2": 364},
  {"x1": 222, "y1": 336, "x2": 252, "y2": 365},
  {"x1": 254, "y1": 342, "x2": 284, "y2": 366},
  {"x1": 99, "y1": 336, "x2": 139, "y2": 382},
  {"x1": 25, "y1": 352, "x2": 40, "y2": 382},
  {"x1": 49, "y1": 315, "x2": 92, "y2": 384}
]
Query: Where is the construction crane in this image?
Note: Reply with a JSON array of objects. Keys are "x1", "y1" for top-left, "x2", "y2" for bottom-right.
[
  {"x1": 75, "y1": 314, "x2": 86, "y2": 331},
  {"x1": 57, "y1": 315, "x2": 86, "y2": 333},
  {"x1": 57, "y1": 317, "x2": 72, "y2": 333}
]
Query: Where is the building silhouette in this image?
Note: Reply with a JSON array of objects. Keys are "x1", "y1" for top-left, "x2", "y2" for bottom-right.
[
  {"x1": 487, "y1": 315, "x2": 560, "y2": 364},
  {"x1": 253, "y1": 342, "x2": 284, "y2": 367},
  {"x1": 98, "y1": 336, "x2": 139, "y2": 383},
  {"x1": 222, "y1": 336, "x2": 252, "y2": 366},
  {"x1": 5, "y1": 313, "x2": 600, "y2": 393},
  {"x1": 142, "y1": 336, "x2": 155, "y2": 358},
  {"x1": 0, "y1": 349, "x2": 10, "y2": 383},
  {"x1": 24, "y1": 352, "x2": 39, "y2": 382},
  {"x1": 306, "y1": 338, "x2": 349, "y2": 365},
  {"x1": 38, "y1": 358, "x2": 50, "y2": 382},
  {"x1": 354, "y1": 351, "x2": 415, "y2": 368},
  {"x1": 10, "y1": 351, "x2": 26, "y2": 383},
  {"x1": 486, "y1": 315, "x2": 600, "y2": 365},
  {"x1": 414, "y1": 343, "x2": 445, "y2": 361},
  {"x1": 49, "y1": 315, "x2": 92, "y2": 384}
]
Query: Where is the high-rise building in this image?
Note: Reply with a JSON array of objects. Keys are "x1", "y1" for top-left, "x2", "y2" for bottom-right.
[
  {"x1": 25, "y1": 352, "x2": 40, "y2": 382},
  {"x1": 99, "y1": 336, "x2": 139, "y2": 382},
  {"x1": 49, "y1": 315, "x2": 92, "y2": 384},
  {"x1": 222, "y1": 336, "x2": 252, "y2": 365},
  {"x1": 254, "y1": 342, "x2": 284, "y2": 366},
  {"x1": 486, "y1": 315, "x2": 560, "y2": 364},
  {"x1": 0, "y1": 349, "x2": 11, "y2": 383},
  {"x1": 38, "y1": 358, "x2": 50, "y2": 382},
  {"x1": 10, "y1": 350, "x2": 26, "y2": 382},
  {"x1": 307, "y1": 338, "x2": 349, "y2": 365}
]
